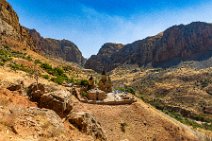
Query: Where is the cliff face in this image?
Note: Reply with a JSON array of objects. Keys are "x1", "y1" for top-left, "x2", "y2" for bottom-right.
[
  {"x1": 0, "y1": 0, "x2": 85, "y2": 65},
  {"x1": 85, "y1": 22, "x2": 212, "y2": 72},
  {"x1": 84, "y1": 43, "x2": 124, "y2": 72},
  {"x1": 0, "y1": 0, "x2": 34, "y2": 48},
  {"x1": 29, "y1": 29, "x2": 85, "y2": 65}
]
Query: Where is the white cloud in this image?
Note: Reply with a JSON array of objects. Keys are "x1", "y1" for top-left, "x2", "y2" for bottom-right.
[{"x1": 25, "y1": 1, "x2": 212, "y2": 58}]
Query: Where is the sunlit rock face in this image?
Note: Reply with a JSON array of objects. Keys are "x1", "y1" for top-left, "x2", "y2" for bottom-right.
[
  {"x1": 85, "y1": 22, "x2": 212, "y2": 72},
  {"x1": 0, "y1": 0, "x2": 34, "y2": 48},
  {"x1": 85, "y1": 43, "x2": 124, "y2": 72}
]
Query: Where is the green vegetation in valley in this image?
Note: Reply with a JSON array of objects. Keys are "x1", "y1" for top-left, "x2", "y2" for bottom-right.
[
  {"x1": 163, "y1": 110, "x2": 212, "y2": 131},
  {"x1": 115, "y1": 86, "x2": 136, "y2": 94}
]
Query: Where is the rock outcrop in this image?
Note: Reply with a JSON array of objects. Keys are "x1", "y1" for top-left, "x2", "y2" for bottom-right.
[
  {"x1": 39, "y1": 90, "x2": 73, "y2": 117},
  {"x1": 0, "y1": 0, "x2": 34, "y2": 48},
  {"x1": 68, "y1": 112, "x2": 107, "y2": 141},
  {"x1": 0, "y1": 0, "x2": 85, "y2": 66},
  {"x1": 85, "y1": 43, "x2": 124, "y2": 72},
  {"x1": 85, "y1": 22, "x2": 212, "y2": 72},
  {"x1": 27, "y1": 83, "x2": 72, "y2": 117},
  {"x1": 29, "y1": 29, "x2": 85, "y2": 65},
  {"x1": 0, "y1": 106, "x2": 71, "y2": 141}
]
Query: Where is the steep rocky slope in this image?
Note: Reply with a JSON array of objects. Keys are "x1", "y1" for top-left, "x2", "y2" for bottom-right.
[
  {"x1": 0, "y1": 0, "x2": 34, "y2": 49},
  {"x1": 29, "y1": 29, "x2": 85, "y2": 65},
  {"x1": 0, "y1": 66, "x2": 208, "y2": 141},
  {"x1": 85, "y1": 22, "x2": 212, "y2": 72},
  {"x1": 0, "y1": 0, "x2": 85, "y2": 66}
]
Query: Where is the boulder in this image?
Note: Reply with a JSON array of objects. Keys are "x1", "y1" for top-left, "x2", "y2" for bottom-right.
[
  {"x1": 203, "y1": 106, "x2": 212, "y2": 114},
  {"x1": 27, "y1": 83, "x2": 45, "y2": 102},
  {"x1": 39, "y1": 90, "x2": 72, "y2": 117},
  {"x1": 0, "y1": 106, "x2": 71, "y2": 141},
  {"x1": 7, "y1": 81, "x2": 23, "y2": 92},
  {"x1": 68, "y1": 112, "x2": 107, "y2": 141},
  {"x1": 205, "y1": 84, "x2": 212, "y2": 95}
]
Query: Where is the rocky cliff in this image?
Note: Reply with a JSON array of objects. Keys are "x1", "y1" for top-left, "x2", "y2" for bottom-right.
[
  {"x1": 0, "y1": 0, "x2": 85, "y2": 66},
  {"x1": 29, "y1": 29, "x2": 85, "y2": 65},
  {"x1": 85, "y1": 43, "x2": 124, "y2": 72},
  {"x1": 85, "y1": 22, "x2": 212, "y2": 72},
  {"x1": 0, "y1": 0, "x2": 34, "y2": 48}
]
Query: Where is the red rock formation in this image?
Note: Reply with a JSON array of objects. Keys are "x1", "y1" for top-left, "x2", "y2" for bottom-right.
[{"x1": 85, "y1": 22, "x2": 212, "y2": 72}]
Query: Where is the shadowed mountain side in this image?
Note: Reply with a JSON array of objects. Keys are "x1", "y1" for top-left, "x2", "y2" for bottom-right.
[{"x1": 29, "y1": 29, "x2": 86, "y2": 66}]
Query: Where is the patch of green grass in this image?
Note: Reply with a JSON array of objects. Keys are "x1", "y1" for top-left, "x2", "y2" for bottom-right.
[
  {"x1": 81, "y1": 91, "x2": 88, "y2": 97},
  {"x1": 41, "y1": 74, "x2": 50, "y2": 80},
  {"x1": 34, "y1": 59, "x2": 42, "y2": 65},
  {"x1": 9, "y1": 62, "x2": 33, "y2": 74},
  {"x1": 0, "y1": 48, "x2": 12, "y2": 66},
  {"x1": 80, "y1": 79, "x2": 89, "y2": 86},
  {"x1": 50, "y1": 76, "x2": 67, "y2": 85},
  {"x1": 149, "y1": 99, "x2": 164, "y2": 110},
  {"x1": 0, "y1": 47, "x2": 33, "y2": 65},
  {"x1": 40, "y1": 63, "x2": 53, "y2": 71}
]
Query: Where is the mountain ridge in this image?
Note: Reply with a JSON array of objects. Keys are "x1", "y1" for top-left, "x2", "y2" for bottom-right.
[
  {"x1": 29, "y1": 29, "x2": 85, "y2": 65},
  {"x1": 85, "y1": 22, "x2": 212, "y2": 72},
  {"x1": 0, "y1": 0, "x2": 85, "y2": 66}
]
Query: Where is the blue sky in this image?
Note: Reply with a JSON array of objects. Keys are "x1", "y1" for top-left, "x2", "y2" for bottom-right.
[{"x1": 7, "y1": 0, "x2": 212, "y2": 58}]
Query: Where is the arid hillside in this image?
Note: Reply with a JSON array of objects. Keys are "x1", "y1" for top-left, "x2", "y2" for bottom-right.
[{"x1": 111, "y1": 66, "x2": 212, "y2": 134}]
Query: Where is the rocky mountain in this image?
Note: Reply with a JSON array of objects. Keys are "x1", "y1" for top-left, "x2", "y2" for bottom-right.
[
  {"x1": 29, "y1": 29, "x2": 85, "y2": 66},
  {"x1": 0, "y1": 0, "x2": 34, "y2": 48},
  {"x1": 0, "y1": 0, "x2": 85, "y2": 66},
  {"x1": 85, "y1": 22, "x2": 212, "y2": 72},
  {"x1": 85, "y1": 43, "x2": 124, "y2": 72}
]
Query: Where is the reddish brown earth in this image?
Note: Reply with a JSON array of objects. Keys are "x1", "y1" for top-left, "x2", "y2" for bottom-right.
[{"x1": 71, "y1": 96, "x2": 201, "y2": 141}]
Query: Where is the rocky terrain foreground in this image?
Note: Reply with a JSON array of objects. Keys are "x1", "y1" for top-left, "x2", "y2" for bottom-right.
[{"x1": 0, "y1": 66, "x2": 208, "y2": 141}]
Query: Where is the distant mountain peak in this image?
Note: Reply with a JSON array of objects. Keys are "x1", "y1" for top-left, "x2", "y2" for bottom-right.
[{"x1": 85, "y1": 22, "x2": 212, "y2": 72}]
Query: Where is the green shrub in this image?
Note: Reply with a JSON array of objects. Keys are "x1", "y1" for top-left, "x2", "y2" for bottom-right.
[
  {"x1": 53, "y1": 67, "x2": 64, "y2": 76},
  {"x1": 115, "y1": 86, "x2": 136, "y2": 94},
  {"x1": 0, "y1": 48, "x2": 12, "y2": 65},
  {"x1": 51, "y1": 76, "x2": 67, "y2": 85},
  {"x1": 40, "y1": 63, "x2": 53, "y2": 70},
  {"x1": 163, "y1": 110, "x2": 212, "y2": 130},
  {"x1": 80, "y1": 79, "x2": 89, "y2": 86},
  {"x1": 82, "y1": 91, "x2": 88, "y2": 97},
  {"x1": 41, "y1": 74, "x2": 49, "y2": 80},
  {"x1": 34, "y1": 59, "x2": 42, "y2": 65},
  {"x1": 9, "y1": 62, "x2": 33, "y2": 74}
]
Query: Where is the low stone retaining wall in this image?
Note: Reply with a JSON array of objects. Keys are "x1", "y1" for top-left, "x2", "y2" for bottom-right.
[{"x1": 73, "y1": 88, "x2": 136, "y2": 105}]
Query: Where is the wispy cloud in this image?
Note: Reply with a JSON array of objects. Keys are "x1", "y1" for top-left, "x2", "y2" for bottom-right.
[
  {"x1": 9, "y1": 0, "x2": 212, "y2": 58},
  {"x1": 68, "y1": 1, "x2": 212, "y2": 58}
]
